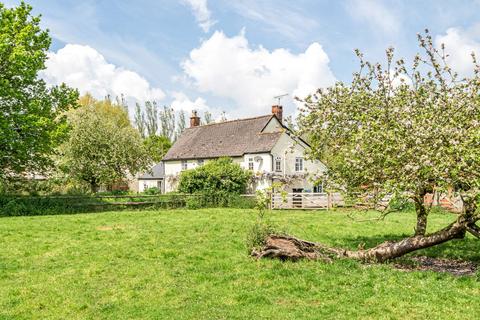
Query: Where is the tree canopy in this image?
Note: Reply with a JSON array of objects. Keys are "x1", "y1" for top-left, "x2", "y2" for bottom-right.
[
  {"x1": 60, "y1": 95, "x2": 149, "y2": 192},
  {"x1": 0, "y1": 2, "x2": 78, "y2": 179},
  {"x1": 143, "y1": 135, "x2": 172, "y2": 163},
  {"x1": 266, "y1": 30, "x2": 480, "y2": 261}
]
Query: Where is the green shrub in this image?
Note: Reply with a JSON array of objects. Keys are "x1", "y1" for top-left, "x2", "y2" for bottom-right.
[
  {"x1": 246, "y1": 219, "x2": 278, "y2": 251},
  {"x1": 3, "y1": 200, "x2": 28, "y2": 216},
  {"x1": 178, "y1": 157, "x2": 252, "y2": 195},
  {"x1": 143, "y1": 187, "x2": 161, "y2": 195},
  {"x1": 186, "y1": 196, "x2": 203, "y2": 209}
]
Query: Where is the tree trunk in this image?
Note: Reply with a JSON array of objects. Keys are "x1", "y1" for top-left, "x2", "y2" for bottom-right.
[
  {"x1": 253, "y1": 221, "x2": 468, "y2": 263},
  {"x1": 414, "y1": 193, "x2": 428, "y2": 236},
  {"x1": 90, "y1": 181, "x2": 99, "y2": 193}
]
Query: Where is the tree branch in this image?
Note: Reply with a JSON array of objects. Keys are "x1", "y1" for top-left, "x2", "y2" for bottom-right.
[{"x1": 466, "y1": 223, "x2": 480, "y2": 239}]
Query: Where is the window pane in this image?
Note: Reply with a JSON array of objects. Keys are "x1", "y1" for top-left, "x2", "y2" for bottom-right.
[{"x1": 295, "y1": 157, "x2": 303, "y2": 171}]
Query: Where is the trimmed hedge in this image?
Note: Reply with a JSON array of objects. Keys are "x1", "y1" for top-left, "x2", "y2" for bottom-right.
[
  {"x1": 0, "y1": 194, "x2": 187, "y2": 216},
  {"x1": 0, "y1": 193, "x2": 256, "y2": 216}
]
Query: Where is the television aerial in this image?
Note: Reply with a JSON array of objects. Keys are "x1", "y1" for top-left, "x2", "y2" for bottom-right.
[{"x1": 273, "y1": 93, "x2": 288, "y2": 105}]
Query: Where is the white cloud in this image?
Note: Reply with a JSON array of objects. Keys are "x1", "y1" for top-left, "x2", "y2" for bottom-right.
[
  {"x1": 182, "y1": 30, "x2": 336, "y2": 117},
  {"x1": 345, "y1": 0, "x2": 399, "y2": 34},
  {"x1": 181, "y1": 0, "x2": 216, "y2": 33},
  {"x1": 170, "y1": 91, "x2": 210, "y2": 113},
  {"x1": 41, "y1": 44, "x2": 165, "y2": 102},
  {"x1": 436, "y1": 25, "x2": 480, "y2": 77}
]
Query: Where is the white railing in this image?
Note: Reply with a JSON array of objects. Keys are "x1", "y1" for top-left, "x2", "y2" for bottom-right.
[{"x1": 271, "y1": 192, "x2": 344, "y2": 210}]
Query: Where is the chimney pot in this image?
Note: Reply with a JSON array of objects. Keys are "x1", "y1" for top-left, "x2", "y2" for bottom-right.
[
  {"x1": 272, "y1": 105, "x2": 283, "y2": 123},
  {"x1": 190, "y1": 110, "x2": 200, "y2": 127}
]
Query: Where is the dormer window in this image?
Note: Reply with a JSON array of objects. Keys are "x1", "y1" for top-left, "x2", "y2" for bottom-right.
[
  {"x1": 295, "y1": 157, "x2": 303, "y2": 172},
  {"x1": 275, "y1": 156, "x2": 282, "y2": 172}
]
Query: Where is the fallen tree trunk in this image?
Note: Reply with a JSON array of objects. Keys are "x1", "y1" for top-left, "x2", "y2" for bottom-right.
[{"x1": 252, "y1": 220, "x2": 469, "y2": 263}]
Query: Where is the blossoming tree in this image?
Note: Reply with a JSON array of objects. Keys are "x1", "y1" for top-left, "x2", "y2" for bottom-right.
[{"x1": 254, "y1": 31, "x2": 480, "y2": 261}]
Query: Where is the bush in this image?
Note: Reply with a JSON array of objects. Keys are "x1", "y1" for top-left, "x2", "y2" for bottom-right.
[
  {"x1": 3, "y1": 200, "x2": 28, "y2": 216},
  {"x1": 178, "y1": 157, "x2": 252, "y2": 195},
  {"x1": 246, "y1": 219, "x2": 279, "y2": 251},
  {"x1": 143, "y1": 187, "x2": 161, "y2": 195},
  {"x1": 185, "y1": 193, "x2": 256, "y2": 209},
  {"x1": 177, "y1": 157, "x2": 253, "y2": 209}
]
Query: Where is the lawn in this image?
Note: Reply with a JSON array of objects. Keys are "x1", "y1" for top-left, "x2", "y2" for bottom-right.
[{"x1": 0, "y1": 208, "x2": 479, "y2": 319}]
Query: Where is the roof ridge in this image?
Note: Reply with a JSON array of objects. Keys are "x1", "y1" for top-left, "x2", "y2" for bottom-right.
[{"x1": 187, "y1": 114, "x2": 272, "y2": 129}]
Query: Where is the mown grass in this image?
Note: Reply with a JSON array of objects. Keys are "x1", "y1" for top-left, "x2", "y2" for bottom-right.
[{"x1": 0, "y1": 208, "x2": 479, "y2": 319}]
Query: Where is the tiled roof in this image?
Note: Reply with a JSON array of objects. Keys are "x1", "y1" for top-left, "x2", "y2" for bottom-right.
[{"x1": 163, "y1": 115, "x2": 282, "y2": 160}]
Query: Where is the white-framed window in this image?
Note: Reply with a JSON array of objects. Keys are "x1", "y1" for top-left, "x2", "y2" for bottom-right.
[
  {"x1": 181, "y1": 160, "x2": 188, "y2": 171},
  {"x1": 197, "y1": 159, "x2": 204, "y2": 166},
  {"x1": 295, "y1": 157, "x2": 303, "y2": 172},
  {"x1": 248, "y1": 157, "x2": 254, "y2": 171},
  {"x1": 275, "y1": 156, "x2": 282, "y2": 172},
  {"x1": 157, "y1": 180, "x2": 162, "y2": 189},
  {"x1": 313, "y1": 184, "x2": 323, "y2": 193}
]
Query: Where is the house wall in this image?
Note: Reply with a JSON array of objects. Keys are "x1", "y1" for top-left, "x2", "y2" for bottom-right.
[
  {"x1": 271, "y1": 132, "x2": 327, "y2": 193},
  {"x1": 262, "y1": 116, "x2": 283, "y2": 132},
  {"x1": 138, "y1": 179, "x2": 164, "y2": 193},
  {"x1": 164, "y1": 154, "x2": 273, "y2": 193}
]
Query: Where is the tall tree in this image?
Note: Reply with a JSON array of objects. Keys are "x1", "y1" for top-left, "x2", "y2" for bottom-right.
[
  {"x1": 176, "y1": 110, "x2": 186, "y2": 139},
  {"x1": 134, "y1": 102, "x2": 146, "y2": 138},
  {"x1": 159, "y1": 106, "x2": 176, "y2": 141},
  {"x1": 255, "y1": 31, "x2": 480, "y2": 261},
  {"x1": 60, "y1": 95, "x2": 149, "y2": 192},
  {"x1": 0, "y1": 2, "x2": 78, "y2": 179},
  {"x1": 203, "y1": 111, "x2": 213, "y2": 124},
  {"x1": 220, "y1": 111, "x2": 227, "y2": 122},
  {"x1": 115, "y1": 94, "x2": 128, "y2": 115},
  {"x1": 145, "y1": 101, "x2": 159, "y2": 136}
]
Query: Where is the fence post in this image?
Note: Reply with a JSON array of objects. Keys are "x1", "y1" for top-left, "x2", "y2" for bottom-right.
[{"x1": 327, "y1": 192, "x2": 332, "y2": 210}]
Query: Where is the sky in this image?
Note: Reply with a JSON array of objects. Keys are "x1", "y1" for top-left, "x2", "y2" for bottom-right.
[{"x1": 4, "y1": 0, "x2": 480, "y2": 119}]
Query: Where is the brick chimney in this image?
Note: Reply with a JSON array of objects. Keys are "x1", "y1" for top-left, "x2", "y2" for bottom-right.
[
  {"x1": 190, "y1": 110, "x2": 200, "y2": 127},
  {"x1": 272, "y1": 105, "x2": 283, "y2": 123}
]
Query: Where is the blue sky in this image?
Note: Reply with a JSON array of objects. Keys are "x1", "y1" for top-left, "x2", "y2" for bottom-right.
[{"x1": 5, "y1": 0, "x2": 480, "y2": 119}]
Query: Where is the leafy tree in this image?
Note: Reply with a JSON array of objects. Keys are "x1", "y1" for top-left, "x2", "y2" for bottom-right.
[
  {"x1": 115, "y1": 94, "x2": 128, "y2": 115},
  {"x1": 178, "y1": 158, "x2": 252, "y2": 195},
  {"x1": 143, "y1": 135, "x2": 172, "y2": 163},
  {"x1": 159, "y1": 105, "x2": 176, "y2": 141},
  {"x1": 145, "y1": 100, "x2": 158, "y2": 136},
  {"x1": 134, "y1": 102, "x2": 146, "y2": 138},
  {"x1": 203, "y1": 111, "x2": 213, "y2": 124},
  {"x1": 60, "y1": 95, "x2": 149, "y2": 192},
  {"x1": 220, "y1": 111, "x2": 227, "y2": 122},
  {"x1": 176, "y1": 110, "x2": 186, "y2": 139},
  {"x1": 259, "y1": 31, "x2": 480, "y2": 261},
  {"x1": 0, "y1": 2, "x2": 78, "y2": 179}
]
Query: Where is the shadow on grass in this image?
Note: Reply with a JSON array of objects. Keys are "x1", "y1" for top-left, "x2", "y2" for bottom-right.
[{"x1": 338, "y1": 234, "x2": 480, "y2": 262}]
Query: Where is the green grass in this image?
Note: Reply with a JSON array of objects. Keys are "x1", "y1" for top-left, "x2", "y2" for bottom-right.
[{"x1": 0, "y1": 208, "x2": 479, "y2": 319}]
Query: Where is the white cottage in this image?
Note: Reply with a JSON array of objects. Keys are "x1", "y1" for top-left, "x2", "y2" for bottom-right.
[
  {"x1": 162, "y1": 106, "x2": 327, "y2": 194},
  {"x1": 136, "y1": 162, "x2": 165, "y2": 193}
]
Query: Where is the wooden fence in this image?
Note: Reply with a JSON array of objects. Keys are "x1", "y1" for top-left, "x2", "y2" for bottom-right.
[{"x1": 271, "y1": 192, "x2": 345, "y2": 210}]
